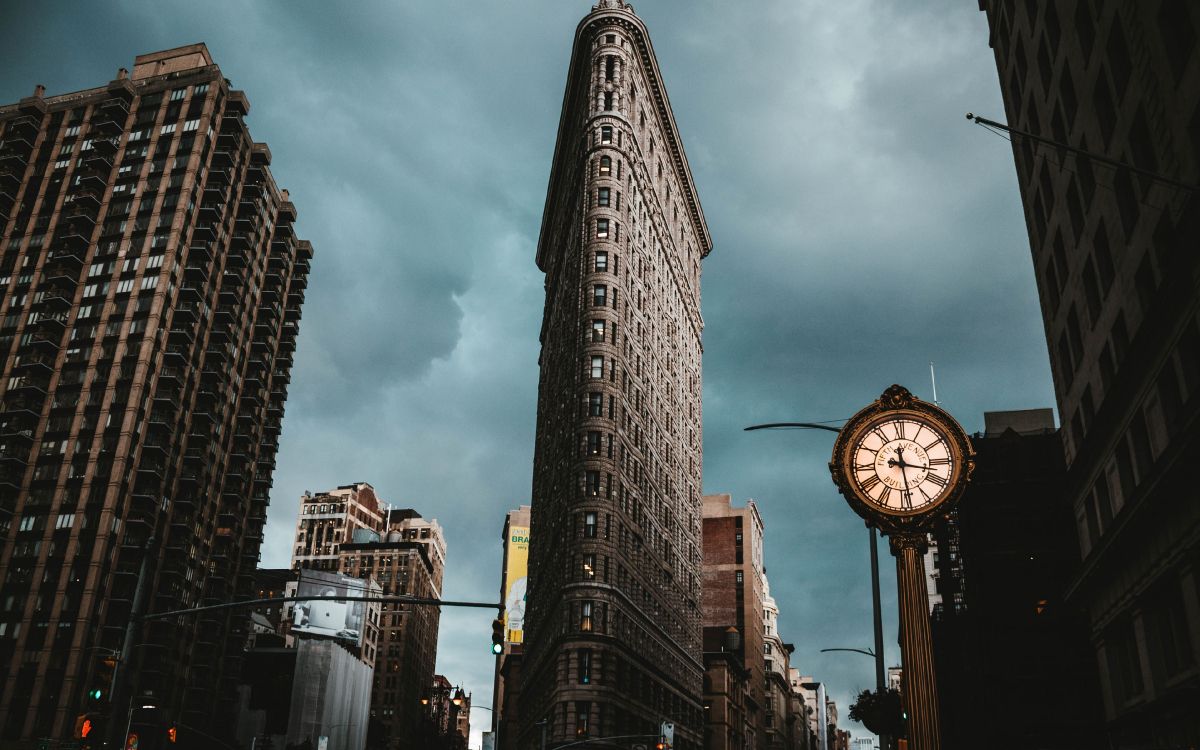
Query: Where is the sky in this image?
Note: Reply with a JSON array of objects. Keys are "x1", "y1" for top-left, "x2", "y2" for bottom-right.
[{"x1": 1, "y1": 0, "x2": 1057, "y2": 745}]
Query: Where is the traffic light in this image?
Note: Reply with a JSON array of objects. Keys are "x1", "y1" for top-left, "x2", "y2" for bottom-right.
[
  {"x1": 166, "y1": 726, "x2": 177, "y2": 744},
  {"x1": 491, "y1": 618, "x2": 504, "y2": 655},
  {"x1": 75, "y1": 714, "x2": 95, "y2": 739}
]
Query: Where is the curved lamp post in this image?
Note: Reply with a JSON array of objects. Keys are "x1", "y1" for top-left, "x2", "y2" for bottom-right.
[{"x1": 745, "y1": 422, "x2": 889, "y2": 746}]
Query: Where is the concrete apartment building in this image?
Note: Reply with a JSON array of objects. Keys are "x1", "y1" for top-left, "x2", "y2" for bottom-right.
[
  {"x1": 290, "y1": 482, "x2": 387, "y2": 571},
  {"x1": 288, "y1": 485, "x2": 447, "y2": 750},
  {"x1": 520, "y1": 1, "x2": 712, "y2": 747},
  {"x1": 977, "y1": 3, "x2": 1200, "y2": 745},
  {"x1": 0, "y1": 44, "x2": 310, "y2": 743}
]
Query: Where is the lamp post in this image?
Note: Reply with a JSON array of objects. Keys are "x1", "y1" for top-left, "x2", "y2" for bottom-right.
[{"x1": 744, "y1": 424, "x2": 889, "y2": 705}]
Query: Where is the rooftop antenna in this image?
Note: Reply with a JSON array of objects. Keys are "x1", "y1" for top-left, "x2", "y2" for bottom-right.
[{"x1": 930, "y1": 361, "x2": 940, "y2": 407}]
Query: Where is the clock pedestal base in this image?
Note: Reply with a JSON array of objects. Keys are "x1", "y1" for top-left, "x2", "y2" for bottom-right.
[{"x1": 892, "y1": 531, "x2": 941, "y2": 750}]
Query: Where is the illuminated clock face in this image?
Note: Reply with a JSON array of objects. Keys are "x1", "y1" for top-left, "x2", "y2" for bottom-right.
[{"x1": 851, "y1": 417, "x2": 954, "y2": 512}]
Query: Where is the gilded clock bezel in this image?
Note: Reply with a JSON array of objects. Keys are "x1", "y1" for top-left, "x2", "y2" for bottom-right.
[{"x1": 829, "y1": 385, "x2": 975, "y2": 532}]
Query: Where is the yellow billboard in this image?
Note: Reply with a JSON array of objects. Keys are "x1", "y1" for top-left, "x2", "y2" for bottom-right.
[{"x1": 504, "y1": 525, "x2": 529, "y2": 643}]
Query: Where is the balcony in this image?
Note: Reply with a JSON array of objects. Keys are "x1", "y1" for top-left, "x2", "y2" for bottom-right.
[
  {"x1": 0, "y1": 464, "x2": 26, "y2": 490},
  {"x1": 56, "y1": 223, "x2": 93, "y2": 252},
  {"x1": 36, "y1": 289, "x2": 73, "y2": 311},
  {"x1": 187, "y1": 241, "x2": 215, "y2": 266},
  {"x1": 181, "y1": 260, "x2": 210, "y2": 286},
  {"x1": 66, "y1": 189, "x2": 102, "y2": 214},
  {"x1": 20, "y1": 331, "x2": 60, "y2": 353},
  {"x1": 198, "y1": 202, "x2": 222, "y2": 223},
  {"x1": 13, "y1": 354, "x2": 55, "y2": 376},
  {"x1": 0, "y1": 413, "x2": 36, "y2": 439},
  {"x1": 74, "y1": 171, "x2": 106, "y2": 193},
  {"x1": 0, "y1": 444, "x2": 29, "y2": 467},
  {"x1": 191, "y1": 223, "x2": 217, "y2": 244},
  {"x1": 98, "y1": 97, "x2": 130, "y2": 120},
  {"x1": 0, "y1": 136, "x2": 34, "y2": 165},
  {"x1": 4, "y1": 115, "x2": 39, "y2": 140},
  {"x1": 32, "y1": 313, "x2": 67, "y2": 335},
  {"x1": 162, "y1": 343, "x2": 190, "y2": 365},
  {"x1": 89, "y1": 112, "x2": 125, "y2": 136},
  {"x1": 0, "y1": 163, "x2": 23, "y2": 192},
  {"x1": 88, "y1": 136, "x2": 119, "y2": 158},
  {"x1": 80, "y1": 151, "x2": 113, "y2": 174}
]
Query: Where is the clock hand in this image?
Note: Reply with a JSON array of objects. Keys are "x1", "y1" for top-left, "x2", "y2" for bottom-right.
[{"x1": 898, "y1": 448, "x2": 913, "y2": 497}]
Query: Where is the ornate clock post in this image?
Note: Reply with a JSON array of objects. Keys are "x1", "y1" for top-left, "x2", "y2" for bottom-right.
[{"x1": 829, "y1": 385, "x2": 975, "y2": 750}]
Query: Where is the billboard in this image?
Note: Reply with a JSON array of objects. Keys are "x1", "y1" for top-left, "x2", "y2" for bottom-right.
[
  {"x1": 291, "y1": 569, "x2": 372, "y2": 647},
  {"x1": 503, "y1": 525, "x2": 529, "y2": 643}
]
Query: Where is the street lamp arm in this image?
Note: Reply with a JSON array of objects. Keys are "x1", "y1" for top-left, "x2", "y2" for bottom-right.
[
  {"x1": 820, "y1": 647, "x2": 876, "y2": 658},
  {"x1": 744, "y1": 422, "x2": 842, "y2": 434}
]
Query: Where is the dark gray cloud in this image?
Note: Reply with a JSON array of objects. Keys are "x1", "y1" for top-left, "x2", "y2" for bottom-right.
[{"x1": 3, "y1": 1, "x2": 1056, "y2": 743}]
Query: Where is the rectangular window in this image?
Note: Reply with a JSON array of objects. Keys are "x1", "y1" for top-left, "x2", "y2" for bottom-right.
[
  {"x1": 587, "y1": 431, "x2": 601, "y2": 454},
  {"x1": 140, "y1": 275, "x2": 158, "y2": 290},
  {"x1": 593, "y1": 285, "x2": 607, "y2": 306},
  {"x1": 597, "y1": 187, "x2": 610, "y2": 207},
  {"x1": 603, "y1": 92, "x2": 613, "y2": 111},
  {"x1": 595, "y1": 251, "x2": 608, "y2": 272},
  {"x1": 584, "y1": 512, "x2": 597, "y2": 538},
  {"x1": 600, "y1": 125, "x2": 612, "y2": 144},
  {"x1": 160, "y1": 123, "x2": 177, "y2": 135},
  {"x1": 598, "y1": 156, "x2": 611, "y2": 176},
  {"x1": 183, "y1": 119, "x2": 200, "y2": 132},
  {"x1": 580, "y1": 603, "x2": 593, "y2": 633},
  {"x1": 596, "y1": 219, "x2": 609, "y2": 238},
  {"x1": 591, "y1": 321, "x2": 605, "y2": 342},
  {"x1": 585, "y1": 470, "x2": 600, "y2": 495},
  {"x1": 578, "y1": 649, "x2": 593, "y2": 684},
  {"x1": 115, "y1": 279, "x2": 134, "y2": 294},
  {"x1": 590, "y1": 356, "x2": 604, "y2": 379},
  {"x1": 170, "y1": 88, "x2": 187, "y2": 101},
  {"x1": 588, "y1": 393, "x2": 602, "y2": 417},
  {"x1": 582, "y1": 554, "x2": 596, "y2": 580}
]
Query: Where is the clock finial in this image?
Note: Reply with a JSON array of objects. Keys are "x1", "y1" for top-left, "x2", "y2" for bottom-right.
[
  {"x1": 879, "y1": 384, "x2": 915, "y2": 409},
  {"x1": 593, "y1": 0, "x2": 632, "y2": 11}
]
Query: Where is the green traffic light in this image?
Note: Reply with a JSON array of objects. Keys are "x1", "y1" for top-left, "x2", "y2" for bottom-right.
[
  {"x1": 491, "y1": 642, "x2": 503, "y2": 655},
  {"x1": 89, "y1": 689, "x2": 103, "y2": 700}
]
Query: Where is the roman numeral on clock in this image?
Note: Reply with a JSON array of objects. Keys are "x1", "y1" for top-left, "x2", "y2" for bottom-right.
[
  {"x1": 925, "y1": 472, "x2": 948, "y2": 488},
  {"x1": 860, "y1": 474, "x2": 881, "y2": 492}
]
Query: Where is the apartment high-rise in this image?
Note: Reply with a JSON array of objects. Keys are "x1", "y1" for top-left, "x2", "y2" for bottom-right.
[
  {"x1": 977, "y1": 3, "x2": 1200, "y2": 745},
  {"x1": 0, "y1": 44, "x2": 310, "y2": 743},
  {"x1": 521, "y1": 1, "x2": 711, "y2": 747}
]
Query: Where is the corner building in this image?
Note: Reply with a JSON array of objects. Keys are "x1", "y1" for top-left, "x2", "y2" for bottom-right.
[
  {"x1": 521, "y1": 1, "x2": 711, "y2": 747},
  {"x1": 977, "y1": 3, "x2": 1200, "y2": 745},
  {"x1": 0, "y1": 45, "x2": 310, "y2": 742}
]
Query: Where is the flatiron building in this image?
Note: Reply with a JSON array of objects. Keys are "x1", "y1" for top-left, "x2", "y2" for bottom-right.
[{"x1": 521, "y1": 2, "x2": 712, "y2": 747}]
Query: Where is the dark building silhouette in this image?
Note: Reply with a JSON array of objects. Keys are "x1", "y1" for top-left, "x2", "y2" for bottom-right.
[
  {"x1": 929, "y1": 410, "x2": 1105, "y2": 749},
  {"x1": 0, "y1": 44, "x2": 310, "y2": 743},
  {"x1": 520, "y1": 1, "x2": 712, "y2": 747},
  {"x1": 977, "y1": 3, "x2": 1200, "y2": 745}
]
